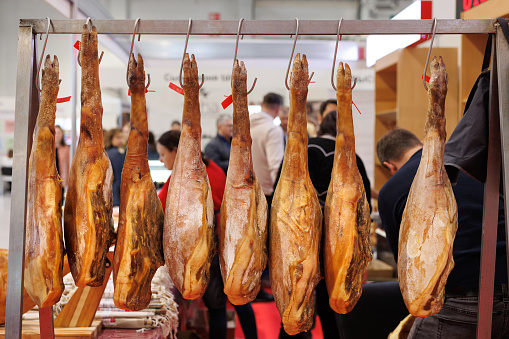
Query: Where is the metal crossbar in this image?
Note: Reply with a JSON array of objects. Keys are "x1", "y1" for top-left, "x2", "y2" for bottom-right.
[{"x1": 21, "y1": 18, "x2": 497, "y2": 35}]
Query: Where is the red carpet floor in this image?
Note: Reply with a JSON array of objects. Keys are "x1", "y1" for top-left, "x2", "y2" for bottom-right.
[{"x1": 230, "y1": 300, "x2": 323, "y2": 339}]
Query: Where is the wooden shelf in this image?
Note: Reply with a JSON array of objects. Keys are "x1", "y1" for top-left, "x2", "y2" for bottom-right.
[
  {"x1": 374, "y1": 50, "x2": 400, "y2": 72},
  {"x1": 375, "y1": 67, "x2": 397, "y2": 114},
  {"x1": 376, "y1": 110, "x2": 397, "y2": 130},
  {"x1": 0, "y1": 320, "x2": 102, "y2": 339},
  {"x1": 376, "y1": 108, "x2": 397, "y2": 116}
]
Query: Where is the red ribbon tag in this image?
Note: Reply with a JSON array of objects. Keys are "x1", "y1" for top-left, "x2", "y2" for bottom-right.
[
  {"x1": 56, "y1": 96, "x2": 71, "y2": 103},
  {"x1": 309, "y1": 81, "x2": 316, "y2": 84},
  {"x1": 128, "y1": 89, "x2": 156, "y2": 96},
  {"x1": 352, "y1": 100, "x2": 362, "y2": 115},
  {"x1": 169, "y1": 83, "x2": 184, "y2": 95},
  {"x1": 74, "y1": 40, "x2": 80, "y2": 50},
  {"x1": 221, "y1": 94, "x2": 233, "y2": 109},
  {"x1": 421, "y1": 74, "x2": 431, "y2": 82}
]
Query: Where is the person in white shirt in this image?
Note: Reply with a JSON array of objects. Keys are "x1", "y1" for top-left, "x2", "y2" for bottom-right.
[
  {"x1": 250, "y1": 93, "x2": 284, "y2": 304},
  {"x1": 250, "y1": 92, "x2": 285, "y2": 207}
]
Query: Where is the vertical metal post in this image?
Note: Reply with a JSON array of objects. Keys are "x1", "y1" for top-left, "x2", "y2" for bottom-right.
[
  {"x1": 477, "y1": 33, "x2": 500, "y2": 338},
  {"x1": 6, "y1": 25, "x2": 39, "y2": 338},
  {"x1": 497, "y1": 22, "x2": 509, "y2": 304}
]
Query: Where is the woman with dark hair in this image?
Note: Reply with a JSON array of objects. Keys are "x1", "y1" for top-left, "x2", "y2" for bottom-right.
[
  {"x1": 55, "y1": 125, "x2": 70, "y2": 189},
  {"x1": 156, "y1": 130, "x2": 180, "y2": 206},
  {"x1": 157, "y1": 130, "x2": 258, "y2": 339}
]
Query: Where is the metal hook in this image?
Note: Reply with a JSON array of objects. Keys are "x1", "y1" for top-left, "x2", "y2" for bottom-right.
[
  {"x1": 423, "y1": 18, "x2": 437, "y2": 91},
  {"x1": 77, "y1": 17, "x2": 104, "y2": 67},
  {"x1": 285, "y1": 19, "x2": 299, "y2": 91},
  {"x1": 331, "y1": 19, "x2": 356, "y2": 91},
  {"x1": 126, "y1": 18, "x2": 140, "y2": 86},
  {"x1": 146, "y1": 73, "x2": 151, "y2": 90},
  {"x1": 129, "y1": 18, "x2": 141, "y2": 56},
  {"x1": 179, "y1": 18, "x2": 205, "y2": 89},
  {"x1": 331, "y1": 18, "x2": 343, "y2": 91},
  {"x1": 35, "y1": 17, "x2": 51, "y2": 92},
  {"x1": 232, "y1": 18, "x2": 244, "y2": 65},
  {"x1": 284, "y1": 19, "x2": 313, "y2": 91},
  {"x1": 126, "y1": 18, "x2": 150, "y2": 90},
  {"x1": 232, "y1": 18, "x2": 257, "y2": 94}
]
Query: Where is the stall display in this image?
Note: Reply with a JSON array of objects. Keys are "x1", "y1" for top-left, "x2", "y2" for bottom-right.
[
  {"x1": 21, "y1": 267, "x2": 178, "y2": 338},
  {"x1": 6, "y1": 18, "x2": 509, "y2": 339},
  {"x1": 163, "y1": 53, "x2": 215, "y2": 301},
  {"x1": 218, "y1": 59, "x2": 268, "y2": 306},
  {"x1": 63, "y1": 24, "x2": 115, "y2": 288},
  {"x1": 398, "y1": 56, "x2": 458, "y2": 317},
  {"x1": 324, "y1": 61, "x2": 372, "y2": 315},
  {"x1": 24, "y1": 55, "x2": 65, "y2": 308},
  {"x1": 113, "y1": 52, "x2": 165, "y2": 312},
  {"x1": 270, "y1": 53, "x2": 322, "y2": 335},
  {"x1": 79, "y1": 267, "x2": 177, "y2": 337}
]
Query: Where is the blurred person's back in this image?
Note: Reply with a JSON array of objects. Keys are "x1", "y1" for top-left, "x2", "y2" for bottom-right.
[{"x1": 250, "y1": 93, "x2": 285, "y2": 201}]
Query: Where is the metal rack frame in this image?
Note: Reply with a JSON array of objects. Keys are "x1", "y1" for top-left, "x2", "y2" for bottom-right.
[{"x1": 7, "y1": 19, "x2": 508, "y2": 339}]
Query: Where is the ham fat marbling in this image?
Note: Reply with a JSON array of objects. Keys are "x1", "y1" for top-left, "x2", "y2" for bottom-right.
[
  {"x1": 64, "y1": 25, "x2": 114, "y2": 287},
  {"x1": 270, "y1": 54, "x2": 322, "y2": 335},
  {"x1": 113, "y1": 53, "x2": 165, "y2": 311},
  {"x1": 163, "y1": 54, "x2": 215, "y2": 300},
  {"x1": 219, "y1": 60, "x2": 268, "y2": 305},
  {"x1": 24, "y1": 55, "x2": 65, "y2": 307},
  {"x1": 324, "y1": 62, "x2": 372, "y2": 314},
  {"x1": 399, "y1": 56, "x2": 458, "y2": 317}
]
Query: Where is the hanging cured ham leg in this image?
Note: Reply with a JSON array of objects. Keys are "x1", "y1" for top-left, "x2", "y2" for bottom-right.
[
  {"x1": 219, "y1": 60, "x2": 268, "y2": 305},
  {"x1": 399, "y1": 56, "x2": 458, "y2": 317},
  {"x1": 113, "y1": 54, "x2": 165, "y2": 311},
  {"x1": 24, "y1": 55, "x2": 65, "y2": 307},
  {"x1": 64, "y1": 25, "x2": 114, "y2": 287},
  {"x1": 164, "y1": 54, "x2": 215, "y2": 300},
  {"x1": 270, "y1": 54, "x2": 322, "y2": 335},
  {"x1": 324, "y1": 62, "x2": 372, "y2": 314}
]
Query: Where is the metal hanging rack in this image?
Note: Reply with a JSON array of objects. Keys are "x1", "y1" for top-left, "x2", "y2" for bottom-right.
[{"x1": 7, "y1": 18, "x2": 508, "y2": 339}]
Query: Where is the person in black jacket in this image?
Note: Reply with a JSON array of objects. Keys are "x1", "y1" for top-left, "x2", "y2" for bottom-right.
[
  {"x1": 377, "y1": 128, "x2": 508, "y2": 338},
  {"x1": 105, "y1": 128, "x2": 125, "y2": 208},
  {"x1": 308, "y1": 111, "x2": 371, "y2": 210},
  {"x1": 204, "y1": 114, "x2": 233, "y2": 174}
]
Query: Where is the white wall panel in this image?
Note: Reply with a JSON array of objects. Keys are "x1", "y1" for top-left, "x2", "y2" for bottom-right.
[{"x1": 255, "y1": 1, "x2": 358, "y2": 20}]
